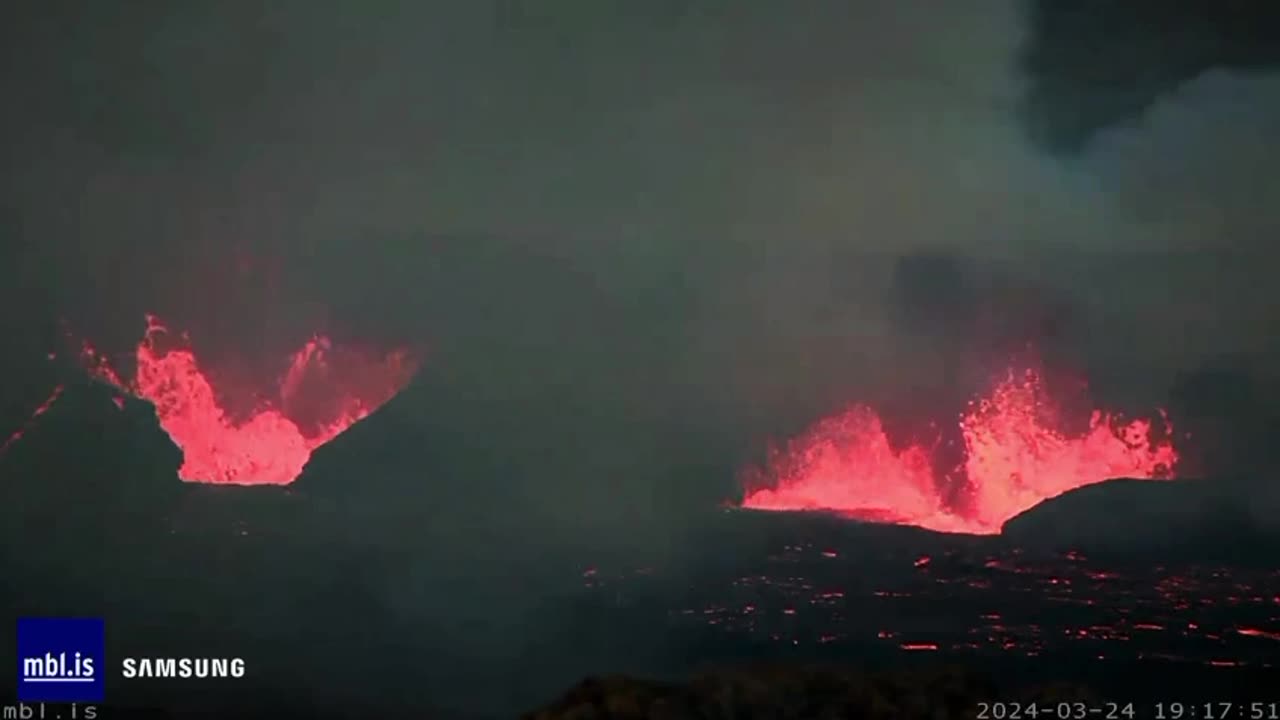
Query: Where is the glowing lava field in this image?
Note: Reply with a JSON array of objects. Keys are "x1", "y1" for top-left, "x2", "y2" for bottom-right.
[
  {"x1": 742, "y1": 368, "x2": 1178, "y2": 534},
  {"x1": 570, "y1": 521, "x2": 1280, "y2": 685}
]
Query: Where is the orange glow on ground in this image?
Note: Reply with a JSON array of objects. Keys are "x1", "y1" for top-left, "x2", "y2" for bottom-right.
[
  {"x1": 741, "y1": 368, "x2": 1177, "y2": 534},
  {"x1": 82, "y1": 314, "x2": 418, "y2": 485}
]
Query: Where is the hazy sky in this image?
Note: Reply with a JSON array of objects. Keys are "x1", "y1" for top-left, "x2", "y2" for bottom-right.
[
  {"x1": 3, "y1": 2, "x2": 1274, "y2": 261},
  {"x1": 2, "y1": 0, "x2": 1278, "y2": 447}
]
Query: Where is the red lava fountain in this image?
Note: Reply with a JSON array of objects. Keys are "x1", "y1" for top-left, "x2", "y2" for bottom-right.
[
  {"x1": 82, "y1": 315, "x2": 418, "y2": 485},
  {"x1": 741, "y1": 369, "x2": 1178, "y2": 535}
]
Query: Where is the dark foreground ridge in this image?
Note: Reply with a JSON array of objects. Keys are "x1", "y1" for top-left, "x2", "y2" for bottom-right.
[
  {"x1": 1001, "y1": 475, "x2": 1280, "y2": 559},
  {"x1": 0, "y1": 372, "x2": 181, "y2": 543},
  {"x1": 526, "y1": 665, "x2": 1035, "y2": 720},
  {"x1": 523, "y1": 663, "x2": 1278, "y2": 720}
]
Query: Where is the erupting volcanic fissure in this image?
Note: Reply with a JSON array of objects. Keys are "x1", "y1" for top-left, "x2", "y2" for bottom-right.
[
  {"x1": 741, "y1": 368, "x2": 1178, "y2": 535},
  {"x1": 79, "y1": 315, "x2": 418, "y2": 485}
]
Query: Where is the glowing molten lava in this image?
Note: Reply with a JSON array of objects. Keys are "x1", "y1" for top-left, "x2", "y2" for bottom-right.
[
  {"x1": 741, "y1": 369, "x2": 1177, "y2": 534},
  {"x1": 83, "y1": 315, "x2": 418, "y2": 485}
]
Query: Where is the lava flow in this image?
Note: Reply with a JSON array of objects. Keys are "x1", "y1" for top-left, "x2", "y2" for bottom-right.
[
  {"x1": 741, "y1": 369, "x2": 1178, "y2": 534},
  {"x1": 81, "y1": 315, "x2": 418, "y2": 485}
]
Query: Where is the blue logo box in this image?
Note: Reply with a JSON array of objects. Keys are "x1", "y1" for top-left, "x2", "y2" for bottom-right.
[{"x1": 16, "y1": 618, "x2": 105, "y2": 702}]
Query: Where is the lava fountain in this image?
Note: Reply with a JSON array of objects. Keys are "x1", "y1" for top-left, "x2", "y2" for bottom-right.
[
  {"x1": 741, "y1": 368, "x2": 1178, "y2": 534},
  {"x1": 81, "y1": 314, "x2": 418, "y2": 485}
]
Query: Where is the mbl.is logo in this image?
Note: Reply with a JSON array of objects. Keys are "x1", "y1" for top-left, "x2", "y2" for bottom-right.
[{"x1": 16, "y1": 618, "x2": 105, "y2": 702}]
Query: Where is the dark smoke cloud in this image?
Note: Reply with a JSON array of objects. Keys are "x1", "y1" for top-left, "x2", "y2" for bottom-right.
[
  {"x1": 1064, "y1": 71, "x2": 1280, "y2": 382},
  {"x1": 1085, "y1": 71, "x2": 1279, "y2": 248}
]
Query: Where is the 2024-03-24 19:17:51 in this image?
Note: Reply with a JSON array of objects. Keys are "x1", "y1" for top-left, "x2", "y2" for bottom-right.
[
  {"x1": 976, "y1": 702, "x2": 1280, "y2": 719},
  {"x1": 1155, "y1": 703, "x2": 1280, "y2": 720}
]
